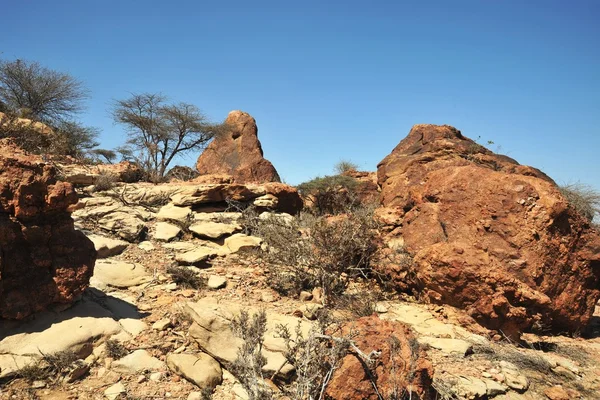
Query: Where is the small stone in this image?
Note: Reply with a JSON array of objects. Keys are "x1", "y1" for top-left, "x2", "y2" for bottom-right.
[
  {"x1": 298, "y1": 303, "x2": 323, "y2": 320},
  {"x1": 65, "y1": 360, "x2": 90, "y2": 383},
  {"x1": 154, "y1": 222, "x2": 182, "y2": 242},
  {"x1": 208, "y1": 275, "x2": 228, "y2": 289},
  {"x1": 97, "y1": 367, "x2": 107, "y2": 378},
  {"x1": 152, "y1": 318, "x2": 172, "y2": 331},
  {"x1": 261, "y1": 292, "x2": 277, "y2": 302},
  {"x1": 503, "y1": 372, "x2": 529, "y2": 392},
  {"x1": 138, "y1": 241, "x2": 155, "y2": 251},
  {"x1": 187, "y1": 392, "x2": 203, "y2": 400},
  {"x1": 149, "y1": 372, "x2": 165, "y2": 382},
  {"x1": 104, "y1": 382, "x2": 126, "y2": 400},
  {"x1": 164, "y1": 282, "x2": 177, "y2": 291},
  {"x1": 137, "y1": 375, "x2": 146, "y2": 383},
  {"x1": 481, "y1": 372, "x2": 492, "y2": 378},
  {"x1": 32, "y1": 381, "x2": 46, "y2": 389},
  {"x1": 374, "y1": 303, "x2": 388, "y2": 313},
  {"x1": 299, "y1": 291, "x2": 313, "y2": 302}
]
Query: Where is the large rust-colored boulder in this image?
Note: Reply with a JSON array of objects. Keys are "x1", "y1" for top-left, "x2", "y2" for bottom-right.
[
  {"x1": 326, "y1": 315, "x2": 434, "y2": 399},
  {"x1": 196, "y1": 110, "x2": 280, "y2": 184},
  {"x1": 377, "y1": 124, "x2": 600, "y2": 338},
  {"x1": 0, "y1": 140, "x2": 96, "y2": 319}
]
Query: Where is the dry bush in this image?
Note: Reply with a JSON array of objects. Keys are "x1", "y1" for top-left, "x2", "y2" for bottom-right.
[
  {"x1": 93, "y1": 172, "x2": 117, "y2": 192},
  {"x1": 560, "y1": 183, "x2": 600, "y2": 222},
  {"x1": 250, "y1": 206, "x2": 380, "y2": 305},
  {"x1": 105, "y1": 339, "x2": 128, "y2": 360},
  {"x1": 165, "y1": 165, "x2": 200, "y2": 181},
  {"x1": 16, "y1": 350, "x2": 78, "y2": 382},
  {"x1": 0, "y1": 112, "x2": 51, "y2": 153},
  {"x1": 334, "y1": 160, "x2": 359, "y2": 174},
  {"x1": 167, "y1": 265, "x2": 205, "y2": 289},
  {"x1": 230, "y1": 310, "x2": 273, "y2": 400},
  {"x1": 297, "y1": 175, "x2": 360, "y2": 215}
]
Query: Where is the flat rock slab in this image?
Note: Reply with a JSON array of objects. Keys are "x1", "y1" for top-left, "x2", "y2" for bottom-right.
[
  {"x1": 208, "y1": 275, "x2": 227, "y2": 289},
  {"x1": 184, "y1": 297, "x2": 312, "y2": 378},
  {"x1": 0, "y1": 300, "x2": 123, "y2": 378},
  {"x1": 112, "y1": 349, "x2": 165, "y2": 374},
  {"x1": 157, "y1": 203, "x2": 192, "y2": 223},
  {"x1": 166, "y1": 353, "x2": 222, "y2": 390},
  {"x1": 175, "y1": 247, "x2": 221, "y2": 266},
  {"x1": 418, "y1": 337, "x2": 473, "y2": 356},
  {"x1": 88, "y1": 234, "x2": 129, "y2": 258},
  {"x1": 98, "y1": 211, "x2": 147, "y2": 242},
  {"x1": 224, "y1": 233, "x2": 262, "y2": 253},
  {"x1": 92, "y1": 260, "x2": 152, "y2": 288},
  {"x1": 154, "y1": 222, "x2": 182, "y2": 242},
  {"x1": 189, "y1": 221, "x2": 241, "y2": 239}
]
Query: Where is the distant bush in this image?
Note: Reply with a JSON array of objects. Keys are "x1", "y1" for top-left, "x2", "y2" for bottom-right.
[
  {"x1": 297, "y1": 174, "x2": 359, "y2": 215},
  {"x1": 559, "y1": 183, "x2": 600, "y2": 223},
  {"x1": 334, "y1": 159, "x2": 358, "y2": 174},
  {"x1": 165, "y1": 165, "x2": 200, "y2": 182}
]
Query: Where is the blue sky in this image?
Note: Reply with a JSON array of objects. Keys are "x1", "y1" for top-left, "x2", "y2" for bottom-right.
[{"x1": 1, "y1": 0, "x2": 598, "y2": 187}]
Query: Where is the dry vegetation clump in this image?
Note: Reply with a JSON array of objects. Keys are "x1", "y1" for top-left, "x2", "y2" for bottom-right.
[
  {"x1": 246, "y1": 205, "x2": 380, "y2": 306},
  {"x1": 297, "y1": 174, "x2": 360, "y2": 216},
  {"x1": 15, "y1": 350, "x2": 78, "y2": 383},
  {"x1": 559, "y1": 183, "x2": 600, "y2": 223},
  {"x1": 92, "y1": 171, "x2": 117, "y2": 192},
  {"x1": 105, "y1": 339, "x2": 128, "y2": 360},
  {"x1": 167, "y1": 265, "x2": 206, "y2": 289}
]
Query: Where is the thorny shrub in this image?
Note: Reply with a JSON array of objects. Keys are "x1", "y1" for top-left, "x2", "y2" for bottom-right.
[
  {"x1": 297, "y1": 174, "x2": 360, "y2": 216},
  {"x1": 243, "y1": 205, "x2": 380, "y2": 306},
  {"x1": 559, "y1": 183, "x2": 600, "y2": 223}
]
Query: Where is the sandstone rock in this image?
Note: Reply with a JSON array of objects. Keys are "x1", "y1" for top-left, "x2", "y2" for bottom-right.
[
  {"x1": 98, "y1": 211, "x2": 147, "y2": 242},
  {"x1": 170, "y1": 184, "x2": 266, "y2": 206},
  {"x1": 0, "y1": 299, "x2": 123, "y2": 378},
  {"x1": 157, "y1": 203, "x2": 192, "y2": 223},
  {"x1": 208, "y1": 275, "x2": 227, "y2": 289},
  {"x1": 544, "y1": 385, "x2": 579, "y2": 400},
  {"x1": 196, "y1": 110, "x2": 280, "y2": 183},
  {"x1": 96, "y1": 161, "x2": 143, "y2": 183},
  {"x1": 184, "y1": 298, "x2": 312, "y2": 378},
  {"x1": 326, "y1": 315, "x2": 434, "y2": 399},
  {"x1": 376, "y1": 124, "x2": 600, "y2": 337},
  {"x1": 112, "y1": 349, "x2": 165, "y2": 374},
  {"x1": 193, "y1": 211, "x2": 242, "y2": 223},
  {"x1": 92, "y1": 260, "x2": 152, "y2": 288},
  {"x1": 88, "y1": 234, "x2": 129, "y2": 258},
  {"x1": 152, "y1": 318, "x2": 172, "y2": 331},
  {"x1": 258, "y1": 211, "x2": 295, "y2": 225},
  {"x1": 417, "y1": 337, "x2": 473, "y2": 356},
  {"x1": 224, "y1": 233, "x2": 262, "y2": 253},
  {"x1": 0, "y1": 140, "x2": 96, "y2": 319},
  {"x1": 166, "y1": 353, "x2": 222, "y2": 390},
  {"x1": 262, "y1": 182, "x2": 303, "y2": 215},
  {"x1": 253, "y1": 193, "x2": 278, "y2": 208},
  {"x1": 154, "y1": 222, "x2": 182, "y2": 242},
  {"x1": 138, "y1": 241, "x2": 155, "y2": 251},
  {"x1": 189, "y1": 221, "x2": 241, "y2": 239},
  {"x1": 104, "y1": 382, "x2": 126, "y2": 400},
  {"x1": 175, "y1": 247, "x2": 221, "y2": 266}
]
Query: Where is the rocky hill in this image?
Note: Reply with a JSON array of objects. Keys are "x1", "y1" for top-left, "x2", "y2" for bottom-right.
[{"x1": 1, "y1": 124, "x2": 599, "y2": 400}]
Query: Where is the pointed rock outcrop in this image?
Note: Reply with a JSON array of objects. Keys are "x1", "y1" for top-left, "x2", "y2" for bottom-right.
[{"x1": 196, "y1": 110, "x2": 280, "y2": 183}]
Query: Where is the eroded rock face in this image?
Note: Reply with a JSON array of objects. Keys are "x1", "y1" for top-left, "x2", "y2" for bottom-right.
[
  {"x1": 196, "y1": 110, "x2": 280, "y2": 183},
  {"x1": 326, "y1": 315, "x2": 434, "y2": 400},
  {"x1": 376, "y1": 124, "x2": 600, "y2": 338},
  {"x1": 0, "y1": 140, "x2": 96, "y2": 319}
]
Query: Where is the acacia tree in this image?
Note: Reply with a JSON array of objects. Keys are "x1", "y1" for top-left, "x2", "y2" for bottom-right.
[
  {"x1": 0, "y1": 59, "x2": 89, "y2": 124},
  {"x1": 112, "y1": 93, "x2": 226, "y2": 182},
  {"x1": 0, "y1": 58, "x2": 98, "y2": 158}
]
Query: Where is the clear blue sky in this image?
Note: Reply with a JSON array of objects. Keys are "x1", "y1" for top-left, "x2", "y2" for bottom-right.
[{"x1": 2, "y1": 0, "x2": 598, "y2": 187}]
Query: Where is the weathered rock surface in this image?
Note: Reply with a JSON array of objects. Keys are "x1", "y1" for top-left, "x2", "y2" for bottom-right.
[
  {"x1": 0, "y1": 299, "x2": 123, "y2": 378},
  {"x1": 60, "y1": 161, "x2": 143, "y2": 186},
  {"x1": 196, "y1": 110, "x2": 280, "y2": 184},
  {"x1": 189, "y1": 221, "x2": 241, "y2": 239},
  {"x1": 91, "y1": 260, "x2": 152, "y2": 289},
  {"x1": 88, "y1": 234, "x2": 129, "y2": 258},
  {"x1": 376, "y1": 124, "x2": 600, "y2": 337},
  {"x1": 112, "y1": 349, "x2": 165, "y2": 374},
  {"x1": 153, "y1": 221, "x2": 182, "y2": 242},
  {"x1": 183, "y1": 297, "x2": 312, "y2": 378},
  {"x1": 166, "y1": 353, "x2": 222, "y2": 390},
  {"x1": 326, "y1": 315, "x2": 434, "y2": 399},
  {"x1": 0, "y1": 140, "x2": 96, "y2": 319}
]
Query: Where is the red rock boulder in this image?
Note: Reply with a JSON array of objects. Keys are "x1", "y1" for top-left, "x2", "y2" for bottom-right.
[
  {"x1": 326, "y1": 315, "x2": 434, "y2": 399},
  {"x1": 196, "y1": 110, "x2": 280, "y2": 184},
  {"x1": 377, "y1": 124, "x2": 600, "y2": 338},
  {"x1": 0, "y1": 139, "x2": 96, "y2": 319}
]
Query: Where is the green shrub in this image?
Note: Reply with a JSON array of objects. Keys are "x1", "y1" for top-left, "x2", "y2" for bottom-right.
[{"x1": 297, "y1": 174, "x2": 359, "y2": 215}]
